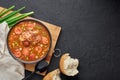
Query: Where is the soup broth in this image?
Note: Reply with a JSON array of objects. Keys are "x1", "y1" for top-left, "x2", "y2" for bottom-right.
[{"x1": 8, "y1": 20, "x2": 51, "y2": 62}]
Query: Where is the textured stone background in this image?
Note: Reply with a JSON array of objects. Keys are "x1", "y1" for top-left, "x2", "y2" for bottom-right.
[{"x1": 0, "y1": 0, "x2": 120, "y2": 80}]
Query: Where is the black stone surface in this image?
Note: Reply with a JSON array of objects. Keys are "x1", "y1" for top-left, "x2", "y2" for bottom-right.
[{"x1": 0, "y1": 0, "x2": 120, "y2": 80}]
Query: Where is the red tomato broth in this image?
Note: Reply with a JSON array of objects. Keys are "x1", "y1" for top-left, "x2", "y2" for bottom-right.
[{"x1": 7, "y1": 20, "x2": 51, "y2": 63}]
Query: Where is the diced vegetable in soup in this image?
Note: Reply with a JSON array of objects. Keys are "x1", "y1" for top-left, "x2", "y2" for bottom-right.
[{"x1": 8, "y1": 20, "x2": 51, "y2": 62}]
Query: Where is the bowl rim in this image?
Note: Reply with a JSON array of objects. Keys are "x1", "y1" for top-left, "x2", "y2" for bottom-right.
[{"x1": 7, "y1": 18, "x2": 52, "y2": 64}]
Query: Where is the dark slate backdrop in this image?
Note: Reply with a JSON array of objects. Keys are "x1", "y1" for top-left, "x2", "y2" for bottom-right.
[{"x1": 0, "y1": 0, "x2": 120, "y2": 80}]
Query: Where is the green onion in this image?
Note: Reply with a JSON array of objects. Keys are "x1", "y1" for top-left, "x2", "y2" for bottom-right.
[
  {"x1": 0, "y1": 5, "x2": 15, "y2": 17},
  {"x1": 8, "y1": 11, "x2": 34, "y2": 27},
  {"x1": 0, "y1": 6, "x2": 25, "y2": 22},
  {"x1": 5, "y1": 14, "x2": 20, "y2": 22},
  {"x1": 0, "y1": 6, "x2": 34, "y2": 28}
]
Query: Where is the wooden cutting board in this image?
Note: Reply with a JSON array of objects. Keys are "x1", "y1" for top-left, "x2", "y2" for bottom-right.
[{"x1": 0, "y1": 6, "x2": 61, "y2": 75}]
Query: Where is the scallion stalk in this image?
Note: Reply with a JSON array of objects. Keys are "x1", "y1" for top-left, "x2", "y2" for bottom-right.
[
  {"x1": 5, "y1": 14, "x2": 20, "y2": 22},
  {"x1": 0, "y1": 6, "x2": 25, "y2": 22},
  {"x1": 8, "y1": 11, "x2": 34, "y2": 27},
  {"x1": 0, "y1": 5, "x2": 15, "y2": 17}
]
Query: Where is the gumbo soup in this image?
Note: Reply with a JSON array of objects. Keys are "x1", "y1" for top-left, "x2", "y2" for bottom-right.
[{"x1": 7, "y1": 19, "x2": 51, "y2": 63}]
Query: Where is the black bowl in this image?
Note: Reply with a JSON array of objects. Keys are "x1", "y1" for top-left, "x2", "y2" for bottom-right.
[{"x1": 7, "y1": 18, "x2": 52, "y2": 64}]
